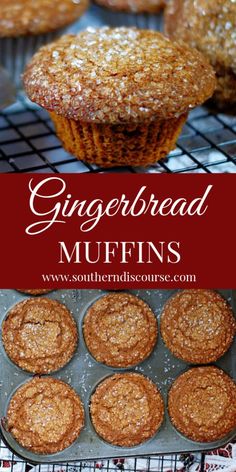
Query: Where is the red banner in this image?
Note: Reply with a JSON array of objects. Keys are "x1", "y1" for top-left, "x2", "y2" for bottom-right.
[{"x1": 0, "y1": 173, "x2": 234, "y2": 288}]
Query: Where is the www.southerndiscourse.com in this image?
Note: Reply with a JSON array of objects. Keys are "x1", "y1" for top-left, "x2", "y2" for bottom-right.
[{"x1": 41, "y1": 272, "x2": 197, "y2": 283}]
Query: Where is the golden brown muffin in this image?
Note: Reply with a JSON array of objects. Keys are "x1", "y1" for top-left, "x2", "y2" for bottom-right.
[
  {"x1": 164, "y1": 0, "x2": 236, "y2": 108},
  {"x1": 0, "y1": 0, "x2": 89, "y2": 90},
  {"x1": 168, "y1": 366, "x2": 236, "y2": 442},
  {"x1": 90, "y1": 373, "x2": 164, "y2": 446},
  {"x1": 0, "y1": 0, "x2": 89, "y2": 37},
  {"x1": 24, "y1": 27, "x2": 215, "y2": 168},
  {"x1": 83, "y1": 293, "x2": 157, "y2": 368},
  {"x1": 16, "y1": 289, "x2": 54, "y2": 295},
  {"x1": 161, "y1": 290, "x2": 236, "y2": 364},
  {"x1": 94, "y1": 0, "x2": 165, "y2": 13},
  {"x1": 7, "y1": 377, "x2": 84, "y2": 454},
  {"x1": 2, "y1": 297, "x2": 78, "y2": 374}
]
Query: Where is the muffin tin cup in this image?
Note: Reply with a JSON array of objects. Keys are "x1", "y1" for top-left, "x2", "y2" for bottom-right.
[{"x1": 0, "y1": 289, "x2": 235, "y2": 464}]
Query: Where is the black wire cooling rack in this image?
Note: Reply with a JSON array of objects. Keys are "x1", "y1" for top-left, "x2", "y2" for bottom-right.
[
  {"x1": 0, "y1": 440, "x2": 206, "y2": 472},
  {"x1": 0, "y1": 93, "x2": 236, "y2": 174}
]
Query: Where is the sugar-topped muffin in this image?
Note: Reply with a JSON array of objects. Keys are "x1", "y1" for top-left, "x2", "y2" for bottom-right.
[
  {"x1": 164, "y1": 0, "x2": 236, "y2": 108},
  {"x1": 24, "y1": 27, "x2": 215, "y2": 167},
  {"x1": 90, "y1": 372, "x2": 164, "y2": 446},
  {"x1": 83, "y1": 292, "x2": 157, "y2": 367},
  {"x1": 7, "y1": 377, "x2": 84, "y2": 454},
  {"x1": 17, "y1": 289, "x2": 54, "y2": 295},
  {"x1": 2, "y1": 297, "x2": 78, "y2": 373},
  {"x1": 168, "y1": 367, "x2": 236, "y2": 442},
  {"x1": 161, "y1": 290, "x2": 236, "y2": 364},
  {"x1": 0, "y1": 0, "x2": 89, "y2": 87},
  {"x1": 0, "y1": 0, "x2": 89, "y2": 37}
]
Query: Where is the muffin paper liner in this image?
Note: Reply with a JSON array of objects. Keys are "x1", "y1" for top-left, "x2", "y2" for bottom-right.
[
  {"x1": 50, "y1": 112, "x2": 186, "y2": 167},
  {"x1": 0, "y1": 15, "x2": 89, "y2": 91},
  {"x1": 0, "y1": 31, "x2": 67, "y2": 89},
  {"x1": 0, "y1": 67, "x2": 16, "y2": 110},
  {"x1": 90, "y1": 4, "x2": 163, "y2": 29}
]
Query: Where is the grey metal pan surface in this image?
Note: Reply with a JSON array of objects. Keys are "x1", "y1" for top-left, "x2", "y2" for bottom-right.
[{"x1": 0, "y1": 289, "x2": 235, "y2": 464}]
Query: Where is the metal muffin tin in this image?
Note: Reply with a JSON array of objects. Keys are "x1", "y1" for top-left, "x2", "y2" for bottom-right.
[{"x1": 0, "y1": 289, "x2": 235, "y2": 464}]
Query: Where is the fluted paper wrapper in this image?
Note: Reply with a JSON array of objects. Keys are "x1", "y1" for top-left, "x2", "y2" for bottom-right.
[
  {"x1": 0, "y1": 66, "x2": 16, "y2": 109},
  {"x1": 0, "y1": 30, "x2": 70, "y2": 90},
  {"x1": 90, "y1": 4, "x2": 162, "y2": 29}
]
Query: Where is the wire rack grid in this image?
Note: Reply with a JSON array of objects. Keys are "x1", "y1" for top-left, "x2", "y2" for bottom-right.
[
  {"x1": 0, "y1": 93, "x2": 236, "y2": 174},
  {"x1": 0, "y1": 440, "x2": 206, "y2": 472}
]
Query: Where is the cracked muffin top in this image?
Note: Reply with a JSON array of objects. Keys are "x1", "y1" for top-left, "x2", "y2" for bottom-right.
[
  {"x1": 161, "y1": 289, "x2": 236, "y2": 364},
  {"x1": 90, "y1": 372, "x2": 164, "y2": 446},
  {"x1": 83, "y1": 292, "x2": 157, "y2": 368},
  {"x1": 168, "y1": 366, "x2": 236, "y2": 442},
  {"x1": 7, "y1": 377, "x2": 84, "y2": 454},
  {"x1": 24, "y1": 27, "x2": 216, "y2": 124},
  {"x1": 0, "y1": 0, "x2": 89, "y2": 37},
  {"x1": 2, "y1": 297, "x2": 78, "y2": 373}
]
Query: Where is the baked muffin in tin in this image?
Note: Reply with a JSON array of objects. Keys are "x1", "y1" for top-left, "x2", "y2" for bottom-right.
[
  {"x1": 16, "y1": 289, "x2": 54, "y2": 295},
  {"x1": 161, "y1": 289, "x2": 236, "y2": 364},
  {"x1": 90, "y1": 372, "x2": 164, "y2": 446},
  {"x1": 7, "y1": 377, "x2": 85, "y2": 454},
  {"x1": 2, "y1": 297, "x2": 78, "y2": 373},
  {"x1": 83, "y1": 292, "x2": 157, "y2": 368},
  {"x1": 168, "y1": 366, "x2": 236, "y2": 442}
]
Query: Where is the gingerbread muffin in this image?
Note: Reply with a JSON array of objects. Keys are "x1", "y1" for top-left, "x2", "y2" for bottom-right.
[
  {"x1": 83, "y1": 293, "x2": 157, "y2": 368},
  {"x1": 94, "y1": 0, "x2": 165, "y2": 13},
  {"x1": 164, "y1": 0, "x2": 236, "y2": 108},
  {"x1": 23, "y1": 27, "x2": 215, "y2": 168},
  {"x1": 2, "y1": 297, "x2": 78, "y2": 373},
  {"x1": 161, "y1": 290, "x2": 236, "y2": 364},
  {"x1": 0, "y1": 0, "x2": 89, "y2": 87},
  {"x1": 0, "y1": 0, "x2": 89, "y2": 37},
  {"x1": 17, "y1": 289, "x2": 54, "y2": 295},
  {"x1": 90, "y1": 373, "x2": 164, "y2": 446},
  {"x1": 7, "y1": 377, "x2": 84, "y2": 454},
  {"x1": 168, "y1": 366, "x2": 236, "y2": 442}
]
